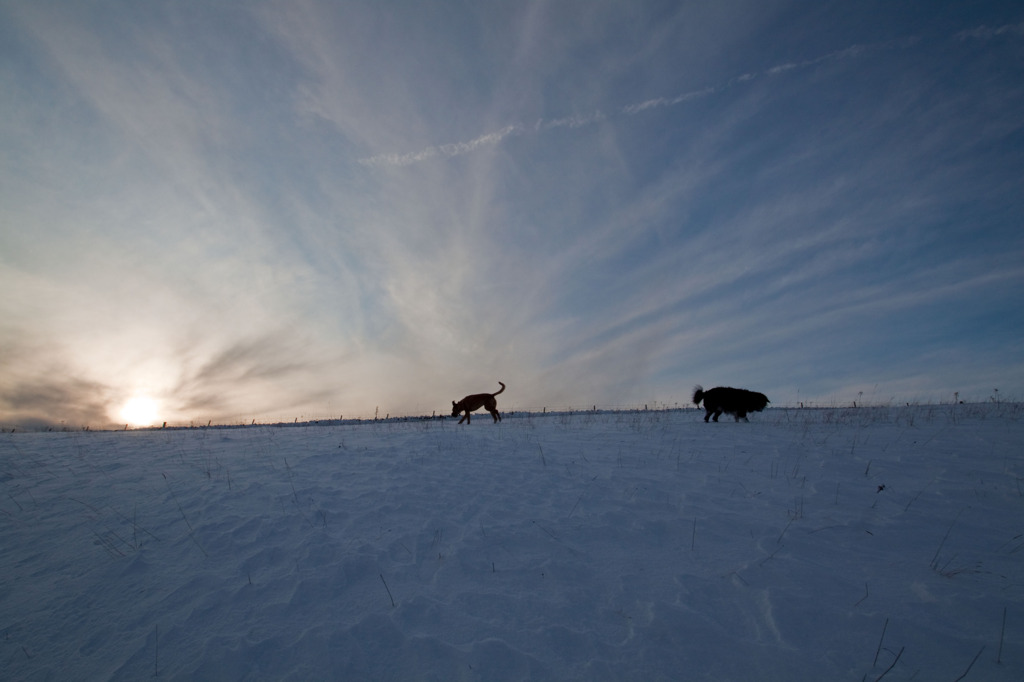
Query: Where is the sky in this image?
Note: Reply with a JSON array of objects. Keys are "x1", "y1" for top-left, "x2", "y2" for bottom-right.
[{"x1": 1, "y1": 1, "x2": 1023, "y2": 428}]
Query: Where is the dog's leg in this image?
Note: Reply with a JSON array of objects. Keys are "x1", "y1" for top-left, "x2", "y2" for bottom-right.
[
  {"x1": 489, "y1": 408, "x2": 500, "y2": 422},
  {"x1": 459, "y1": 412, "x2": 469, "y2": 424},
  {"x1": 713, "y1": 409, "x2": 722, "y2": 422},
  {"x1": 703, "y1": 408, "x2": 712, "y2": 422}
]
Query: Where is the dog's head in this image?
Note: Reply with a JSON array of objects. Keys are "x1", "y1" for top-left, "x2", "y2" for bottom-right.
[
  {"x1": 751, "y1": 393, "x2": 770, "y2": 411},
  {"x1": 451, "y1": 400, "x2": 461, "y2": 417}
]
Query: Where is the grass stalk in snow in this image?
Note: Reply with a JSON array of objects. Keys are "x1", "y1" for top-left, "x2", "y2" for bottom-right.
[
  {"x1": 187, "y1": 532, "x2": 209, "y2": 557},
  {"x1": 759, "y1": 545, "x2": 783, "y2": 566},
  {"x1": 997, "y1": 607, "x2": 1006, "y2": 664},
  {"x1": 567, "y1": 493, "x2": 584, "y2": 518},
  {"x1": 855, "y1": 582, "x2": 869, "y2": 607},
  {"x1": 532, "y1": 519, "x2": 559, "y2": 541},
  {"x1": 790, "y1": 454, "x2": 803, "y2": 480},
  {"x1": 284, "y1": 458, "x2": 298, "y2": 504},
  {"x1": 872, "y1": 617, "x2": 888, "y2": 667},
  {"x1": 379, "y1": 573, "x2": 396, "y2": 607},
  {"x1": 930, "y1": 508, "x2": 965, "y2": 571},
  {"x1": 904, "y1": 486, "x2": 927, "y2": 512},
  {"x1": 790, "y1": 495, "x2": 804, "y2": 520},
  {"x1": 93, "y1": 531, "x2": 125, "y2": 558},
  {"x1": 110, "y1": 503, "x2": 159, "y2": 548},
  {"x1": 777, "y1": 519, "x2": 794, "y2": 544},
  {"x1": 873, "y1": 645, "x2": 903, "y2": 681},
  {"x1": 163, "y1": 474, "x2": 193, "y2": 532},
  {"x1": 163, "y1": 474, "x2": 208, "y2": 557},
  {"x1": 952, "y1": 645, "x2": 984, "y2": 681}
]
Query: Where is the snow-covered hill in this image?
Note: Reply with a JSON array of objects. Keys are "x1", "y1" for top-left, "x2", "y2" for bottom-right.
[{"x1": 2, "y1": 405, "x2": 1021, "y2": 680}]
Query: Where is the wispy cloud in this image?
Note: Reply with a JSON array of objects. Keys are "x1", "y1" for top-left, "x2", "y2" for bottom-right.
[{"x1": 2, "y1": 2, "x2": 1022, "y2": 427}]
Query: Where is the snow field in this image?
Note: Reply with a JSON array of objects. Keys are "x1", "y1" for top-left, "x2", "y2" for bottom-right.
[{"x1": 1, "y1": 405, "x2": 1022, "y2": 680}]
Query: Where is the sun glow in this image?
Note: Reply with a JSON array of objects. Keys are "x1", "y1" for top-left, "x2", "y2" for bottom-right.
[{"x1": 120, "y1": 396, "x2": 160, "y2": 426}]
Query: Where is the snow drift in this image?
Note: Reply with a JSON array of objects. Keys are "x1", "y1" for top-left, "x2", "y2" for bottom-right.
[{"x1": 2, "y1": 404, "x2": 1021, "y2": 680}]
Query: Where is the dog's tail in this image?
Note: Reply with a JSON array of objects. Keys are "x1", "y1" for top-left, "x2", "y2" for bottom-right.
[
  {"x1": 692, "y1": 385, "x2": 704, "y2": 406},
  {"x1": 493, "y1": 381, "x2": 506, "y2": 397}
]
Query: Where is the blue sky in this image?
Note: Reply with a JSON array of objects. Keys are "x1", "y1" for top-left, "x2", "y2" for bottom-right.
[{"x1": 2, "y1": 1, "x2": 1022, "y2": 427}]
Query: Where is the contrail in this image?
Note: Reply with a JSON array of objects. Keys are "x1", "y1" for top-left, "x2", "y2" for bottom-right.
[
  {"x1": 956, "y1": 22, "x2": 1024, "y2": 41},
  {"x1": 357, "y1": 31, "x2": 994, "y2": 168},
  {"x1": 359, "y1": 125, "x2": 522, "y2": 167},
  {"x1": 536, "y1": 111, "x2": 608, "y2": 130}
]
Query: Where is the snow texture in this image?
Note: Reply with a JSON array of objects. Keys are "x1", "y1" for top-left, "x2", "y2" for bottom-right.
[{"x1": 2, "y1": 404, "x2": 1022, "y2": 680}]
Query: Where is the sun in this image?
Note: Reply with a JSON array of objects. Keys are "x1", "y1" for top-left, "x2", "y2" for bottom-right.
[{"x1": 120, "y1": 396, "x2": 161, "y2": 427}]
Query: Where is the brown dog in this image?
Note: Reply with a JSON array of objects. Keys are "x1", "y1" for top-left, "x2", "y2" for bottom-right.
[{"x1": 451, "y1": 381, "x2": 505, "y2": 424}]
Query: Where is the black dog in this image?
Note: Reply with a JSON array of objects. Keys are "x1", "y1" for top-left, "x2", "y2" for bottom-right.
[{"x1": 692, "y1": 385, "x2": 769, "y2": 422}]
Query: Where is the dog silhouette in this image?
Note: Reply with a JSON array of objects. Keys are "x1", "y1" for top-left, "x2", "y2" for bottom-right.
[
  {"x1": 693, "y1": 385, "x2": 769, "y2": 422},
  {"x1": 451, "y1": 382, "x2": 505, "y2": 424}
]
